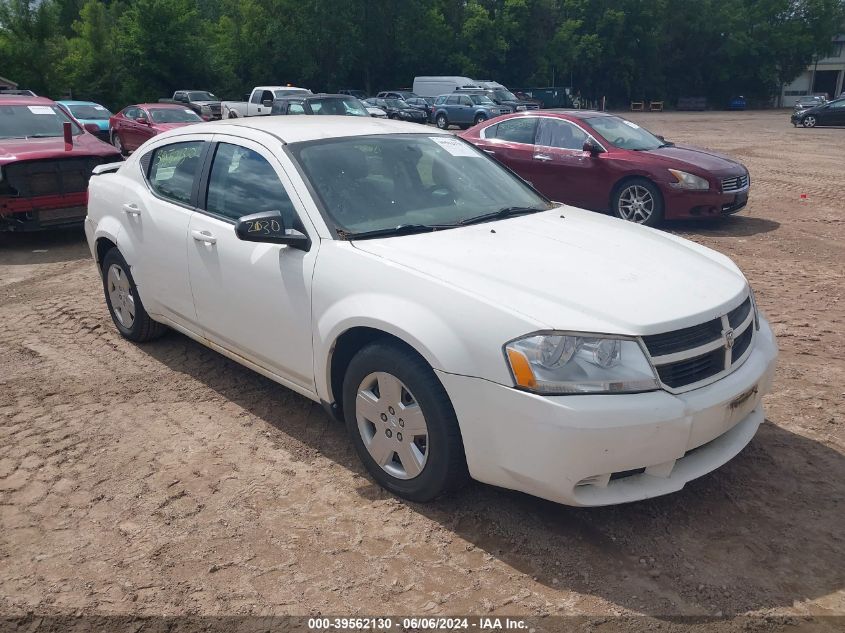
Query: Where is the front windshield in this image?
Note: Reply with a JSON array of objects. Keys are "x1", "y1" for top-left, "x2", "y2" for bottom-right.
[
  {"x1": 67, "y1": 104, "x2": 111, "y2": 120},
  {"x1": 586, "y1": 115, "x2": 663, "y2": 151},
  {"x1": 0, "y1": 104, "x2": 83, "y2": 139},
  {"x1": 468, "y1": 94, "x2": 495, "y2": 105},
  {"x1": 385, "y1": 99, "x2": 410, "y2": 109},
  {"x1": 149, "y1": 108, "x2": 202, "y2": 123},
  {"x1": 188, "y1": 91, "x2": 217, "y2": 101},
  {"x1": 494, "y1": 89, "x2": 518, "y2": 101},
  {"x1": 309, "y1": 97, "x2": 369, "y2": 116},
  {"x1": 290, "y1": 134, "x2": 553, "y2": 235}
]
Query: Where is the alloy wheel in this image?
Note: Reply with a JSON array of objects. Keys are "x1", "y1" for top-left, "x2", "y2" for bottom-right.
[
  {"x1": 436, "y1": 115, "x2": 448, "y2": 130},
  {"x1": 355, "y1": 371, "x2": 429, "y2": 480},
  {"x1": 107, "y1": 263, "x2": 135, "y2": 328},
  {"x1": 802, "y1": 116, "x2": 816, "y2": 128},
  {"x1": 617, "y1": 185, "x2": 655, "y2": 223}
]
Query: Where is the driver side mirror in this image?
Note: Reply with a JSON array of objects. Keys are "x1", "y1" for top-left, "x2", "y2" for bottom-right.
[
  {"x1": 137, "y1": 115, "x2": 150, "y2": 125},
  {"x1": 262, "y1": 99, "x2": 273, "y2": 108},
  {"x1": 583, "y1": 139, "x2": 603, "y2": 156},
  {"x1": 235, "y1": 211, "x2": 311, "y2": 251}
]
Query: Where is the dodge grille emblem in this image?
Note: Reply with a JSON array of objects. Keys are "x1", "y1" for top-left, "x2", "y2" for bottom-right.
[{"x1": 724, "y1": 328, "x2": 735, "y2": 349}]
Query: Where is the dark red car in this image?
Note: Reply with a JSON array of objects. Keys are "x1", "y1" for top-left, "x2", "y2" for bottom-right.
[
  {"x1": 459, "y1": 111, "x2": 750, "y2": 226},
  {"x1": 0, "y1": 95, "x2": 122, "y2": 231},
  {"x1": 109, "y1": 103, "x2": 202, "y2": 155}
]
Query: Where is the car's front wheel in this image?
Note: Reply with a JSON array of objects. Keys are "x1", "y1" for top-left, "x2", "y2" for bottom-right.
[
  {"x1": 435, "y1": 113, "x2": 449, "y2": 130},
  {"x1": 802, "y1": 115, "x2": 817, "y2": 128},
  {"x1": 612, "y1": 178, "x2": 664, "y2": 226},
  {"x1": 342, "y1": 341, "x2": 468, "y2": 502},
  {"x1": 101, "y1": 248, "x2": 166, "y2": 342},
  {"x1": 473, "y1": 113, "x2": 487, "y2": 126}
]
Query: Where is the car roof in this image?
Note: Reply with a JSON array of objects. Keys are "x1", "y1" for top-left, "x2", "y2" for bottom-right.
[
  {"x1": 132, "y1": 102, "x2": 192, "y2": 109},
  {"x1": 162, "y1": 115, "x2": 451, "y2": 144},
  {"x1": 0, "y1": 95, "x2": 56, "y2": 106},
  {"x1": 58, "y1": 100, "x2": 102, "y2": 106},
  {"x1": 274, "y1": 93, "x2": 354, "y2": 101}
]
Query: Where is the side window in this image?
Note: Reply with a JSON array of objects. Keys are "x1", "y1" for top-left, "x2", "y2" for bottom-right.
[
  {"x1": 123, "y1": 107, "x2": 138, "y2": 119},
  {"x1": 494, "y1": 118, "x2": 538, "y2": 144},
  {"x1": 261, "y1": 90, "x2": 274, "y2": 103},
  {"x1": 435, "y1": 96, "x2": 447, "y2": 105},
  {"x1": 536, "y1": 118, "x2": 588, "y2": 150},
  {"x1": 250, "y1": 90, "x2": 262, "y2": 104},
  {"x1": 829, "y1": 100, "x2": 845, "y2": 108},
  {"x1": 205, "y1": 143, "x2": 298, "y2": 226},
  {"x1": 148, "y1": 141, "x2": 204, "y2": 205},
  {"x1": 288, "y1": 103, "x2": 306, "y2": 115},
  {"x1": 459, "y1": 96, "x2": 472, "y2": 106},
  {"x1": 482, "y1": 123, "x2": 498, "y2": 138},
  {"x1": 446, "y1": 95, "x2": 460, "y2": 105}
]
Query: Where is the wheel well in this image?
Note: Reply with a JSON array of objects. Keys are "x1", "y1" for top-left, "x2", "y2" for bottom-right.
[
  {"x1": 609, "y1": 175, "x2": 662, "y2": 211},
  {"x1": 95, "y1": 237, "x2": 117, "y2": 270},
  {"x1": 329, "y1": 327, "x2": 424, "y2": 418}
]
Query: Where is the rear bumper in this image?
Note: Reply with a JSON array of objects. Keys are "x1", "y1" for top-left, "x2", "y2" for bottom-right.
[
  {"x1": 438, "y1": 318, "x2": 777, "y2": 507},
  {"x1": 661, "y1": 185, "x2": 749, "y2": 219},
  {"x1": 0, "y1": 192, "x2": 87, "y2": 231}
]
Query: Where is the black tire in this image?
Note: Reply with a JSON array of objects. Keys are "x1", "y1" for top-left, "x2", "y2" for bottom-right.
[
  {"x1": 473, "y1": 113, "x2": 487, "y2": 126},
  {"x1": 435, "y1": 113, "x2": 449, "y2": 130},
  {"x1": 111, "y1": 132, "x2": 127, "y2": 157},
  {"x1": 611, "y1": 177, "x2": 664, "y2": 227},
  {"x1": 342, "y1": 341, "x2": 469, "y2": 502},
  {"x1": 101, "y1": 247, "x2": 166, "y2": 342}
]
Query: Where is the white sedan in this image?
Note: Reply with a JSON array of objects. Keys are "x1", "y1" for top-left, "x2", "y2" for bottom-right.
[{"x1": 85, "y1": 116, "x2": 777, "y2": 506}]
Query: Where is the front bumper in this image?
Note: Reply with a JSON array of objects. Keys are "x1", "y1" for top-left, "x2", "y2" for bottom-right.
[
  {"x1": 0, "y1": 192, "x2": 87, "y2": 231},
  {"x1": 661, "y1": 184, "x2": 749, "y2": 219},
  {"x1": 437, "y1": 318, "x2": 777, "y2": 507}
]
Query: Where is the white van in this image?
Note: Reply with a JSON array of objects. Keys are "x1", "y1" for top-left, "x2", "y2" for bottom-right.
[{"x1": 412, "y1": 76, "x2": 482, "y2": 98}]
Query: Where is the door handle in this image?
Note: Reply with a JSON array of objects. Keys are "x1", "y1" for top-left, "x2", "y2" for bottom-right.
[
  {"x1": 122, "y1": 203, "x2": 141, "y2": 216},
  {"x1": 534, "y1": 154, "x2": 553, "y2": 161},
  {"x1": 191, "y1": 229, "x2": 217, "y2": 245}
]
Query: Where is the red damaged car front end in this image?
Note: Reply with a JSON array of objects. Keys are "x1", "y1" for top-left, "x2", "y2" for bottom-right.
[{"x1": 0, "y1": 97, "x2": 122, "y2": 232}]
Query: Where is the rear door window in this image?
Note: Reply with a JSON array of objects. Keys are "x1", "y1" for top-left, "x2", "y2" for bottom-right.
[
  {"x1": 148, "y1": 141, "x2": 204, "y2": 205},
  {"x1": 492, "y1": 117, "x2": 538, "y2": 144}
]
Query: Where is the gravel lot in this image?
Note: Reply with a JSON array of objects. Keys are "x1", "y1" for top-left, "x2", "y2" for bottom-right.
[{"x1": 0, "y1": 110, "x2": 843, "y2": 626}]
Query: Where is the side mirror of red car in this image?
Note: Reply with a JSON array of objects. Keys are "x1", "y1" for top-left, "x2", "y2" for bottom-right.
[
  {"x1": 83, "y1": 123, "x2": 100, "y2": 135},
  {"x1": 137, "y1": 116, "x2": 150, "y2": 126},
  {"x1": 583, "y1": 139, "x2": 603, "y2": 156}
]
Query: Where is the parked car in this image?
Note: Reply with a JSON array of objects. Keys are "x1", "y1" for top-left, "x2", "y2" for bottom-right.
[
  {"x1": 221, "y1": 86, "x2": 311, "y2": 118},
  {"x1": 790, "y1": 97, "x2": 845, "y2": 128},
  {"x1": 364, "y1": 104, "x2": 388, "y2": 119},
  {"x1": 161, "y1": 90, "x2": 222, "y2": 121},
  {"x1": 727, "y1": 95, "x2": 747, "y2": 110},
  {"x1": 404, "y1": 96, "x2": 434, "y2": 120},
  {"x1": 792, "y1": 95, "x2": 827, "y2": 111},
  {"x1": 271, "y1": 94, "x2": 370, "y2": 117},
  {"x1": 377, "y1": 90, "x2": 417, "y2": 100},
  {"x1": 431, "y1": 93, "x2": 511, "y2": 130},
  {"x1": 0, "y1": 95, "x2": 121, "y2": 231},
  {"x1": 57, "y1": 100, "x2": 113, "y2": 142},
  {"x1": 473, "y1": 80, "x2": 540, "y2": 111},
  {"x1": 363, "y1": 98, "x2": 427, "y2": 123},
  {"x1": 84, "y1": 116, "x2": 777, "y2": 507},
  {"x1": 413, "y1": 76, "x2": 482, "y2": 98},
  {"x1": 109, "y1": 103, "x2": 202, "y2": 155},
  {"x1": 338, "y1": 89, "x2": 368, "y2": 100},
  {"x1": 460, "y1": 111, "x2": 751, "y2": 226}
]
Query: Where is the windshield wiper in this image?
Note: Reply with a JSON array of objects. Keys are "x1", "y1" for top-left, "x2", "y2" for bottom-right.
[
  {"x1": 458, "y1": 206, "x2": 546, "y2": 226},
  {"x1": 337, "y1": 223, "x2": 454, "y2": 240}
]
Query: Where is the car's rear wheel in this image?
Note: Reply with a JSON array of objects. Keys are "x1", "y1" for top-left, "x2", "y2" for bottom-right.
[
  {"x1": 111, "y1": 132, "x2": 126, "y2": 156},
  {"x1": 228, "y1": 110, "x2": 239, "y2": 119},
  {"x1": 612, "y1": 178, "x2": 664, "y2": 226},
  {"x1": 802, "y1": 115, "x2": 817, "y2": 128},
  {"x1": 101, "y1": 248, "x2": 166, "y2": 342},
  {"x1": 473, "y1": 113, "x2": 487, "y2": 126},
  {"x1": 435, "y1": 114, "x2": 449, "y2": 130},
  {"x1": 342, "y1": 341, "x2": 468, "y2": 502}
]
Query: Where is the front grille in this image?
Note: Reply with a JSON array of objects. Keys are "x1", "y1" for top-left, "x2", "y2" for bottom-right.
[
  {"x1": 3, "y1": 157, "x2": 105, "y2": 198},
  {"x1": 721, "y1": 173, "x2": 749, "y2": 192},
  {"x1": 644, "y1": 295, "x2": 755, "y2": 390},
  {"x1": 656, "y1": 348, "x2": 725, "y2": 389}
]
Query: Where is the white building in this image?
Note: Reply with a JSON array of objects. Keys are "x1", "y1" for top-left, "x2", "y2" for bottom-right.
[{"x1": 781, "y1": 34, "x2": 845, "y2": 107}]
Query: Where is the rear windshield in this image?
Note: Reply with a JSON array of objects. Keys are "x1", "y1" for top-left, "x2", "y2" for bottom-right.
[
  {"x1": 309, "y1": 97, "x2": 369, "y2": 116},
  {"x1": 188, "y1": 91, "x2": 217, "y2": 101},
  {"x1": 0, "y1": 104, "x2": 82, "y2": 139},
  {"x1": 67, "y1": 104, "x2": 111, "y2": 120},
  {"x1": 148, "y1": 108, "x2": 202, "y2": 124}
]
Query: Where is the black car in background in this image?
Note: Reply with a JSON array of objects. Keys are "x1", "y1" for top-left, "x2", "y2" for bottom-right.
[
  {"x1": 363, "y1": 98, "x2": 428, "y2": 123},
  {"x1": 376, "y1": 90, "x2": 418, "y2": 100},
  {"x1": 791, "y1": 97, "x2": 845, "y2": 128},
  {"x1": 404, "y1": 96, "x2": 434, "y2": 120},
  {"x1": 338, "y1": 89, "x2": 368, "y2": 100},
  {"x1": 271, "y1": 94, "x2": 370, "y2": 117}
]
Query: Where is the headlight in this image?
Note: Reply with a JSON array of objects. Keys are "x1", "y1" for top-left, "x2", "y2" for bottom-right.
[
  {"x1": 516, "y1": 105, "x2": 527, "y2": 111},
  {"x1": 668, "y1": 169, "x2": 710, "y2": 190},
  {"x1": 504, "y1": 333, "x2": 659, "y2": 394},
  {"x1": 200, "y1": 105, "x2": 211, "y2": 114}
]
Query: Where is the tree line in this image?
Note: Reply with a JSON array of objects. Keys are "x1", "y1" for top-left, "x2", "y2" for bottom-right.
[{"x1": 1, "y1": 0, "x2": 843, "y2": 112}]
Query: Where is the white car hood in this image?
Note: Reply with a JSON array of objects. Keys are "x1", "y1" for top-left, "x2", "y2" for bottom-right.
[{"x1": 351, "y1": 207, "x2": 747, "y2": 336}]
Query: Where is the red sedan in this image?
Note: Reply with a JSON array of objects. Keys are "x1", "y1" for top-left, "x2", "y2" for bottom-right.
[
  {"x1": 459, "y1": 111, "x2": 750, "y2": 226},
  {"x1": 109, "y1": 103, "x2": 202, "y2": 155}
]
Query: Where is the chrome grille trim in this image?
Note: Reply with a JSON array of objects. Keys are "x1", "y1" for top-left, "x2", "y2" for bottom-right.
[
  {"x1": 642, "y1": 296, "x2": 755, "y2": 393},
  {"x1": 721, "y1": 173, "x2": 750, "y2": 193}
]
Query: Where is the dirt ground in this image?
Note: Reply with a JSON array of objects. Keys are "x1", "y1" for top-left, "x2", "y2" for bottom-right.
[{"x1": 0, "y1": 110, "x2": 843, "y2": 627}]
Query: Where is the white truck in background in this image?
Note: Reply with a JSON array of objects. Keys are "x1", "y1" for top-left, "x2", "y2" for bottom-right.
[{"x1": 221, "y1": 85, "x2": 311, "y2": 118}]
